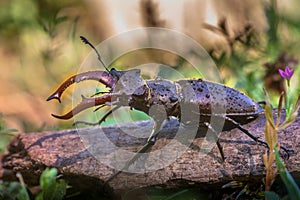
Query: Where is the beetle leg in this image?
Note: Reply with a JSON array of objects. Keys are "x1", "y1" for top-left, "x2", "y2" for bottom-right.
[
  {"x1": 46, "y1": 71, "x2": 115, "y2": 103},
  {"x1": 73, "y1": 106, "x2": 121, "y2": 126},
  {"x1": 93, "y1": 104, "x2": 106, "y2": 112},
  {"x1": 224, "y1": 116, "x2": 290, "y2": 158},
  {"x1": 51, "y1": 94, "x2": 113, "y2": 120},
  {"x1": 91, "y1": 91, "x2": 110, "y2": 98},
  {"x1": 225, "y1": 116, "x2": 261, "y2": 142},
  {"x1": 124, "y1": 119, "x2": 163, "y2": 166},
  {"x1": 106, "y1": 119, "x2": 165, "y2": 183},
  {"x1": 257, "y1": 101, "x2": 266, "y2": 106},
  {"x1": 203, "y1": 122, "x2": 226, "y2": 161}
]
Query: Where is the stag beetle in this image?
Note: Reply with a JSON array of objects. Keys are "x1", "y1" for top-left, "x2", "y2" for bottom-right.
[{"x1": 47, "y1": 36, "x2": 289, "y2": 179}]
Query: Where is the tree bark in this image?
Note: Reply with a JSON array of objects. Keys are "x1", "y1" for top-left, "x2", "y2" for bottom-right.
[{"x1": 0, "y1": 111, "x2": 299, "y2": 198}]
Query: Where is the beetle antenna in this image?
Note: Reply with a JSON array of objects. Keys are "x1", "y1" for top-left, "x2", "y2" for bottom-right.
[{"x1": 80, "y1": 36, "x2": 110, "y2": 72}]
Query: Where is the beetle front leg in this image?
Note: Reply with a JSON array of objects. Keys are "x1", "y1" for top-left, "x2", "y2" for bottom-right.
[
  {"x1": 73, "y1": 106, "x2": 121, "y2": 126},
  {"x1": 106, "y1": 118, "x2": 166, "y2": 183},
  {"x1": 51, "y1": 94, "x2": 113, "y2": 120}
]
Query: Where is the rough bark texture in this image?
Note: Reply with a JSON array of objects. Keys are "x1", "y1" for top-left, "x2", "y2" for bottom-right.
[{"x1": 0, "y1": 111, "x2": 299, "y2": 198}]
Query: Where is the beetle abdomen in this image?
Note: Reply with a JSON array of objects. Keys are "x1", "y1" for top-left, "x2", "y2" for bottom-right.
[{"x1": 176, "y1": 79, "x2": 263, "y2": 120}]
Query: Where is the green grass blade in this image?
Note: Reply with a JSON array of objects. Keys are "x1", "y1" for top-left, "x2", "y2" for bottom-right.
[{"x1": 275, "y1": 148, "x2": 300, "y2": 200}]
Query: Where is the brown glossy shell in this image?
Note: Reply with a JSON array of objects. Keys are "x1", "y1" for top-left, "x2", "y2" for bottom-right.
[
  {"x1": 176, "y1": 79, "x2": 262, "y2": 116},
  {"x1": 129, "y1": 77, "x2": 262, "y2": 125}
]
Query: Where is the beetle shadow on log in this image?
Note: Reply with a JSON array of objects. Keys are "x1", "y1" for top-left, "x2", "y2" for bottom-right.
[{"x1": 26, "y1": 130, "x2": 78, "y2": 151}]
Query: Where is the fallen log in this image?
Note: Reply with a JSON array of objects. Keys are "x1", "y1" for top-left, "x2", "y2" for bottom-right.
[{"x1": 0, "y1": 111, "x2": 299, "y2": 198}]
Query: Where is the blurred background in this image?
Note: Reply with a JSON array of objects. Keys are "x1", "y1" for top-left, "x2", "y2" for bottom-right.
[{"x1": 0, "y1": 0, "x2": 299, "y2": 142}]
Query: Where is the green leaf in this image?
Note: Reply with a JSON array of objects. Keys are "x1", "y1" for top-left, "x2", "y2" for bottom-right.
[
  {"x1": 0, "y1": 181, "x2": 30, "y2": 200},
  {"x1": 35, "y1": 192, "x2": 43, "y2": 200},
  {"x1": 17, "y1": 186, "x2": 30, "y2": 200},
  {"x1": 16, "y1": 173, "x2": 30, "y2": 200},
  {"x1": 275, "y1": 148, "x2": 300, "y2": 200},
  {"x1": 162, "y1": 189, "x2": 188, "y2": 200},
  {"x1": 265, "y1": 191, "x2": 281, "y2": 200},
  {"x1": 0, "y1": 128, "x2": 18, "y2": 135},
  {"x1": 40, "y1": 168, "x2": 57, "y2": 198},
  {"x1": 0, "y1": 182, "x2": 20, "y2": 200},
  {"x1": 52, "y1": 180, "x2": 67, "y2": 200},
  {"x1": 39, "y1": 168, "x2": 67, "y2": 200},
  {"x1": 279, "y1": 94, "x2": 300, "y2": 130},
  {"x1": 54, "y1": 16, "x2": 68, "y2": 25}
]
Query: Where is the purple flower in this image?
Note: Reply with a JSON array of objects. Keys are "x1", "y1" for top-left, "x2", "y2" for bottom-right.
[{"x1": 278, "y1": 66, "x2": 294, "y2": 80}]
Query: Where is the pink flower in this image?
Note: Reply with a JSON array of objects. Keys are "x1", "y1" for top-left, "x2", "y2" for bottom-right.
[{"x1": 278, "y1": 66, "x2": 294, "y2": 80}]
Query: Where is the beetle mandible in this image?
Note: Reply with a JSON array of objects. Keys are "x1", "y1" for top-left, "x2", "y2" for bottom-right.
[{"x1": 47, "y1": 36, "x2": 289, "y2": 175}]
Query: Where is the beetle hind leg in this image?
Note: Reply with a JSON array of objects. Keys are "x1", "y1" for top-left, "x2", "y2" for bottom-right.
[
  {"x1": 225, "y1": 117, "x2": 263, "y2": 143},
  {"x1": 224, "y1": 116, "x2": 290, "y2": 159}
]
